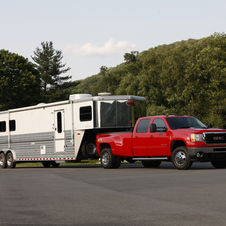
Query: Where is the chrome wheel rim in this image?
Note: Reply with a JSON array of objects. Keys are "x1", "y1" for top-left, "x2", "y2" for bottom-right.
[
  {"x1": 175, "y1": 151, "x2": 186, "y2": 166},
  {"x1": 102, "y1": 152, "x2": 109, "y2": 166}
]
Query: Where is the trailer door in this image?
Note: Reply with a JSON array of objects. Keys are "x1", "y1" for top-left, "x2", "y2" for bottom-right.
[{"x1": 54, "y1": 110, "x2": 65, "y2": 152}]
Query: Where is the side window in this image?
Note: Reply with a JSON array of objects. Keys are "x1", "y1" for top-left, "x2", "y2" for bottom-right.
[
  {"x1": 80, "y1": 106, "x2": 92, "y2": 122},
  {"x1": 136, "y1": 119, "x2": 151, "y2": 133},
  {"x1": 57, "y1": 112, "x2": 62, "y2": 133},
  {"x1": 153, "y1": 119, "x2": 167, "y2": 132},
  {"x1": 0, "y1": 121, "x2": 6, "y2": 132},
  {"x1": 9, "y1": 120, "x2": 16, "y2": 131}
]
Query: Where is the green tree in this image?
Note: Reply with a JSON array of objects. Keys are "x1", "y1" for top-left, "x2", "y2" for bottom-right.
[
  {"x1": 0, "y1": 50, "x2": 41, "y2": 110},
  {"x1": 32, "y1": 41, "x2": 71, "y2": 93}
]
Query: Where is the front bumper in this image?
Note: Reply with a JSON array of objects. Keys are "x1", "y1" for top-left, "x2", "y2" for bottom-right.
[{"x1": 187, "y1": 147, "x2": 226, "y2": 161}]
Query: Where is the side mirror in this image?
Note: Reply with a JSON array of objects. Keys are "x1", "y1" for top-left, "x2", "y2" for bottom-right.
[
  {"x1": 150, "y1": 124, "x2": 156, "y2": 132},
  {"x1": 208, "y1": 123, "x2": 212, "y2": 128}
]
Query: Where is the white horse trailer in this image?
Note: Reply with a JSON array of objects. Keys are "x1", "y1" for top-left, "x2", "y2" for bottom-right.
[{"x1": 0, "y1": 94, "x2": 146, "y2": 168}]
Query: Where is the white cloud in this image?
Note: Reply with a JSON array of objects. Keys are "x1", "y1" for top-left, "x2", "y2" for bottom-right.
[{"x1": 63, "y1": 38, "x2": 137, "y2": 57}]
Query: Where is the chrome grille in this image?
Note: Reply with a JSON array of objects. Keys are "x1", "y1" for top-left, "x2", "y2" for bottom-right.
[{"x1": 203, "y1": 132, "x2": 226, "y2": 144}]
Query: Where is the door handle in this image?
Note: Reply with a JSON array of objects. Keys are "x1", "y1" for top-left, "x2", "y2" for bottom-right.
[{"x1": 149, "y1": 136, "x2": 154, "y2": 138}]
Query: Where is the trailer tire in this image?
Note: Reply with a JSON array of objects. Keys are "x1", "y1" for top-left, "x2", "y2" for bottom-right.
[
  {"x1": 82, "y1": 140, "x2": 96, "y2": 158},
  {"x1": 42, "y1": 162, "x2": 51, "y2": 167},
  {"x1": 100, "y1": 148, "x2": 116, "y2": 169},
  {"x1": 51, "y1": 161, "x2": 60, "y2": 168},
  {"x1": 172, "y1": 146, "x2": 192, "y2": 170},
  {"x1": 142, "y1": 160, "x2": 161, "y2": 168},
  {"x1": 6, "y1": 152, "x2": 16, "y2": 169},
  {"x1": 0, "y1": 152, "x2": 7, "y2": 169},
  {"x1": 211, "y1": 161, "x2": 226, "y2": 169}
]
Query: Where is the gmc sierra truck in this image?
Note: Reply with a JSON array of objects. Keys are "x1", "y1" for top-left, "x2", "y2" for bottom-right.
[{"x1": 96, "y1": 115, "x2": 226, "y2": 170}]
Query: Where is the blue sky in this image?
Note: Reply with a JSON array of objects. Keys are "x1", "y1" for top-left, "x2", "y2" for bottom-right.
[{"x1": 1, "y1": 0, "x2": 226, "y2": 81}]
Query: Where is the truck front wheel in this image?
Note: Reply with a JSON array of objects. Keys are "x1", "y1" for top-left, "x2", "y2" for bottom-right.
[
  {"x1": 172, "y1": 146, "x2": 192, "y2": 170},
  {"x1": 100, "y1": 148, "x2": 117, "y2": 169}
]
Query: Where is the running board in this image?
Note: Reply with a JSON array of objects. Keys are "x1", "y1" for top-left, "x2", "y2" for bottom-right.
[{"x1": 132, "y1": 157, "x2": 168, "y2": 161}]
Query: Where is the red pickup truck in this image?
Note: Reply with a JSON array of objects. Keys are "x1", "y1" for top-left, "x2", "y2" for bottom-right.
[{"x1": 96, "y1": 116, "x2": 226, "y2": 170}]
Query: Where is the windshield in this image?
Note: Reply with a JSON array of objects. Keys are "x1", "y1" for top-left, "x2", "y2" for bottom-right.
[{"x1": 166, "y1": 117, "x2": 207, "y2": 130}]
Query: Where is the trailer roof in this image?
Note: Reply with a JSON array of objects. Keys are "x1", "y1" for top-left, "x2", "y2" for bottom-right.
[{"x1": 0, "y1": 94, "x2": 146, "y2": 114}]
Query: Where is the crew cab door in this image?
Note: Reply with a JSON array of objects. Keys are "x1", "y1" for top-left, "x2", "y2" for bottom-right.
[
  {"x1": 132, "y1": 118, "x2": 151, "y2": 156},
  {"x1": 148, "y1": 118, "x2": 170, "y2": 156}
]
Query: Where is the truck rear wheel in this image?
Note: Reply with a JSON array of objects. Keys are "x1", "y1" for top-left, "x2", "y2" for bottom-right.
[
  {"x1": 142, "y1": 160, "x2": 161, "y2": 168},
  {"x1": 100, "y1": 148, "x2": 117, "y2": 169},
  {"x1": 0, "y1": 152, "x2": 7, "y2": 169},
  {"x1": 6, "y1": 152, "x2": 16, "y2": 168},
  {"x1": 172, "y1": 146, "x2": 192, "y2": 170},
  {"x1": 211, "y1": 161, "x2": 226, "y2": 169},
  {"x1": 82, "y1": 140, "x2": 96, "y2": 158}
]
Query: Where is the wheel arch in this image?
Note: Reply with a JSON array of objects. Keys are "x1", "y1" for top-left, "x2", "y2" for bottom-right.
[
  {"x1": 99, "y1": 143, "x2": 111, "y2": 155},
  {"x1": 171, "y1": 140, "x2": 187, "y2": 154}
]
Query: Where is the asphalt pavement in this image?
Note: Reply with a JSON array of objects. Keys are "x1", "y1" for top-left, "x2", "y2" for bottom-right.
[{"x1": 0, "y1": 162, "x2": 226, "y2": 226}]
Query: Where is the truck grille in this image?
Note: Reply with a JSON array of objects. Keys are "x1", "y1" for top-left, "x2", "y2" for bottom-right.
[{"x1": 203, "y1": 132, "x2": 226, "y2": 144}]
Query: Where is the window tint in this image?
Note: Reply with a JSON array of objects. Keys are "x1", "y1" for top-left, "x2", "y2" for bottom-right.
[
  {"x1": 57, "y1": 112, "x2": 62, "y2": 133},
  {"x1": 153, "y1": 119, "x2": 167, "y2": 132},
  {"x1": 0, "y1": 121, "x2": 6, "y2": 132},
  {"x1": 80, "y1": 106, "x2": 92, "y2": 121},
  {"x1": 9, "y1": 120, "x2": 16, "y2": 131},
  {"x1": 136, "y1": 119, "x2": 151, "y2": 133}
]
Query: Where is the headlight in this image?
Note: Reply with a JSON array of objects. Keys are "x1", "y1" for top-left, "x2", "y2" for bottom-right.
[{"x1": 191, "y1": 134, "x2": 203, "y2": 142}]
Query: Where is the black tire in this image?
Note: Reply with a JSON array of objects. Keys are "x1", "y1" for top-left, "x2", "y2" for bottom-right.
[
  {"x1": 42, "y1": 161, "x2": 51, "y2": 167},
  {"x1": 82, "y1": 140, "x2": 96, "y2": 158},
  {"x1": 6, "y1": 152, "x2": 16, "y2": 169},
  {"x1": 142, "y1": 160, "x2": 161, "y2": 168},
  {"x1": 51, "y1": 161, "x2": 60, "y2": 168},
  {"x1": 172, "y1": 146, "x2": 192, "y2": 170},
  {"x1": 211, "y1": 161, "x2": 226, "y2": 169},
  {"x1": 114, "y1": 157, "x2": 121, "y2": 168},
  {"x1": 0, "y1": 152, "x2": 7, "y2": 169},
  {"x1": 100, "y1": 148, "x2": 116, "y2": 169}
]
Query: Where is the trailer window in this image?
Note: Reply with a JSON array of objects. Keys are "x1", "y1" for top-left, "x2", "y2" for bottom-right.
[
  {"x1": 57, "y1": 112, "x2": 62, "y2": 133},
  {"x1": 80, "y1": 106, "x2": 92, "y2": 121},
  {"x1": 0, "y1": 121, "x2": 6, "y2": 132},
  {"x1": 9, "y1": 120, "x2": 16, "y2": 131}
]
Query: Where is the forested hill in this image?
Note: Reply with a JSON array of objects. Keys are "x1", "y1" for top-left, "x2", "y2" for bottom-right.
[{"x1": 71, "y1": 33, "x2": 226, "y2": 128}]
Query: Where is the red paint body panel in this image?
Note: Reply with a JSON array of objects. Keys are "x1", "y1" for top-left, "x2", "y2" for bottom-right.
[{"x1": 96, "y1": 116, "x2": 226, "y2": 159}]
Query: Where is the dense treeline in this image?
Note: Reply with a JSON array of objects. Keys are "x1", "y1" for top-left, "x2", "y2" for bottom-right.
[
  {"x1": 73, "y1": 33, "x2": 226, "y2": 128},
  {"x1": 1, "y1": 33, "x2": 226, "y2": 128}
]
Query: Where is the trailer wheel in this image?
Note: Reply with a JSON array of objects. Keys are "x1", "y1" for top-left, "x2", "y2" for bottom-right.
[
  {"x1": 142, "y1": 160, "x2": 161, "y2": 168},
  {"x1": 172, "y1": 146, "x2": 192, "y2": 170},
  {"x1": 211, "y1": 161, "x2": 226, "y2": 169},
  {"x1": 100, "y1": 148, "x2": 116, "y2": 169},
  {"x1": 51, "y1": 161, "x2": 60, "y2": 168},
  {"x1": 6, "y1": 152, "x2": 16, "y2": 169},
  {"x1": 0, "y1": 152, "x2": 7, "y2": 169},
  {"x1": 82, "y1": 140, "x2": 96, "y2": 158},
  {"x1": 42, "y1": 162, "x2": 51, "y2": 167}
]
